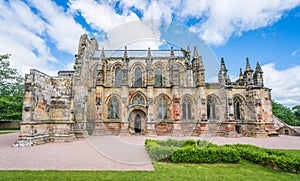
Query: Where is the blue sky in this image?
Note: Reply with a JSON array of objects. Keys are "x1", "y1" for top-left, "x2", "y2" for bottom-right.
[{"x1": 0, "y1": 0, "x2": 300, "y2": 107}]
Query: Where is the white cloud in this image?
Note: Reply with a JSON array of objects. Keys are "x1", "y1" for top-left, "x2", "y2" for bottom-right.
[
  {"x1": 186, "y1": 0, "x2": 300, "y2": 46},
  {"x1": 263, "y1": 63, "x2": 300, "y2": 107},
  {"x1": 291, "y1": 49, "x2": 299, "y2": 56},
  {"x1": 0, "y1": 1, "x2": 57, "y2": 75},
  {"x1": 28, "y1": 0, "x2": 86, "y2": 54},
  {"x1": 0, "y1": 0, "x2": 87, "y2": 76},
  {"x1": 68, "y1": 0, "x2": 164, "y2": 49},
  {"x1": 98, "y1": 20, "x2": 163, "y2": 50},
  {"x1": 68, "y1": 0, "x2": 139, "y2": 32}
]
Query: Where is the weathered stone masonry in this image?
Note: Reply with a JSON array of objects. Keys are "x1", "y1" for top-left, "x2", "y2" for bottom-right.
[{"x1": 14, "y1": 34, "x2": 277, "y2": 146}]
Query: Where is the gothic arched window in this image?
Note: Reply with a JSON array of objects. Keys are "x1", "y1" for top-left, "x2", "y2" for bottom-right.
[
  {"x1": 134, "y1": 67, "x2": 142, "y2": 87},
  {"x1": 234, "y1": 102, "x2": 241, "y2": 120},
  {"x1": 132, "y1": 93, "x2": 145, "y2": 105},
  {"x1": 207, "y1": 97, "x2": 217, "y2": 120},
  {"x1": 233, "y1": 97, "x2": 243, "y2": 120},
  {"x1": 182, "y1": 97, "x2": 192, "y2": 120},
  {"x1": 154, "y1": 67, "x2": 162, "y2": 87},
  {"x1": 115, "y1": 67, "x2": 122, "y2": 87},
  {"x1": 158, "y1": 97, "x2": 167, "y2": 119},
  {"x1": 108, "y1": 96, "x2": 120, "y2": 119}
]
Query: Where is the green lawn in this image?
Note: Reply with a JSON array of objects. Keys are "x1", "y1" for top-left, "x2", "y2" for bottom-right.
[
  {"x1": 0, "y1": 127, "x2": 20, "y2": 130},
  {"x1": 0, "y1": 160, "x2": 299, "y2": 181},
  {"x1": 0, "y1": 131, "x2": 12, "y2": 134}
]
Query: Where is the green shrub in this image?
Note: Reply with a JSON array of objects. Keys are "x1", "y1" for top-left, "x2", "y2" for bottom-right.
[
  {"x1": 146, "y1": 142, "x2": 177, "y2": 161},
  {"x1": 145, "y1": 139, "x2": 299, "y2": 173}
]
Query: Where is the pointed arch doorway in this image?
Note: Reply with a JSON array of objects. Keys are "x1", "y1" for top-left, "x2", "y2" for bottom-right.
[{"x1": 128, "y1": 109, "x2": 146, "y2": 134}]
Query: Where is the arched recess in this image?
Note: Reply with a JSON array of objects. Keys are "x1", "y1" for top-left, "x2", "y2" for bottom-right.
[
  {"x1": 90, "y1": 62, "x2": 105, "y2": 87},
  {"x1": 111, "y1": 62, "x2": 123, "y2": 87},
  {"x1": 129, "y1": 91, "x2": 147, "y2": 105},
  {"x1": 130, "y1": 62, "x2": 146, "y2": 87},
  {"x1": 206, "y1": 94, "x2": 221, "y2": 121},
  {"x1": 106, "y1": 94, "x2": 121, "y2": 119},
  {"x1": 181, "y1": 94, "x2": 196, "y2": 120},
  {"x1": 232, "y1": 94, "x2": 246, "y2": 121},
  {"x1": 128, "y1": 109, "x2": 147, "y2": 134},
  {"x1": 154, "y1": 93, "x2": 172, "y2": 120}
]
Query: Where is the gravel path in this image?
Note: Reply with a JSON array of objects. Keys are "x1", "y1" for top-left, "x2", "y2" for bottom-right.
[
  {"x1": 0, "y1": 132, "x2": 153, "y2": 170},
  {"x1": 1, "y1": 132, "x2": 300, "y2": 170}
]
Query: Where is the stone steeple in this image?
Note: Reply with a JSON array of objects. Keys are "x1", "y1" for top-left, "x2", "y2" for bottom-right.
[
  {"x1": 170, "y1": 46, "x2": 175, "y2": 58},
  {"x1": 218, "y1": 57, "x2": 229, "y2": 85},
  {"x1": 192, "y1": 46, "x2": 205, "y2": 86},
  {"x1": 253, "y1": 61, "x2": 264, "y2": 87},
  {"x1": 243, "y1": 58, "x2": 254, "y2": 85},
  {"x1": 100, "y1": 47, "x2": 105, "y2": 60},
  {"x1": 147, "y1": 47, "x2": 151, "y2": 58},
  {"x1": 245, "y1": 57, "x2": 252, "y2": 71}
]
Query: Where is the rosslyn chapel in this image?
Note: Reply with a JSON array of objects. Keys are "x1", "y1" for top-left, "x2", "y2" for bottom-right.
[{"x1": 15, "y1": 34, "x2": 277, "y2": 146}]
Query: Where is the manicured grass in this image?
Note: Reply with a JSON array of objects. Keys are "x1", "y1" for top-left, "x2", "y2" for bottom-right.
[
  {"x1": 0, "y1": 127, "x2": 20, "y2": 130},
  {"x1": 0, "y1": 161, "x2": 298, "y2": 181},
  {"x1": 0, "y1": 131, "x2": 12, "y2": 134}
]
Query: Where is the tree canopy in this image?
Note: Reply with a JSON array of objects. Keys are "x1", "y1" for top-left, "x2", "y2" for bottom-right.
[
  {"x1": 0, "y1": 54, "x2": 24, "y2": 120},
  {"x1": 272, "y1": 101, "x2": 300, "y2": 126}
]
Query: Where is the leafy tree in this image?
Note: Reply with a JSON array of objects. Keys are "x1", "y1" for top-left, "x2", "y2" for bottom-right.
[
  {"x1": 0, "y1": 54, "x2": 24, "y2": 120},
  {"x1": 292, "y1": 105, "x2": 300, "y2": 121},
  {"x1": 272, "y1": 101, "x2": 300, "y2": 126}
]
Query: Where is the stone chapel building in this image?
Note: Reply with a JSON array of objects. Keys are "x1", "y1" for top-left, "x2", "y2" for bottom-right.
[{"x1": 15, "y1": 34, "x2": 277, "y2": 146}]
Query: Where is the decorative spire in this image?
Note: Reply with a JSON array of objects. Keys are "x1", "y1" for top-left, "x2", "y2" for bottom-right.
[
  {"x1": 170, "y1": 46, "x2": 175, "y2": 58},
  {"x1": 239, "y1": 68, "x2": 243, "y2": 76},
  {"x1": 193, "y1": 46, "x2": 199, "y2": 59},
  {"x1": 147, "y1": 47, "x2": 151, "y2": 58},
  {"x1": 100, "y1": 47, "x2": 105, "y2": 59},
  {"x1": 220, "y1": 57, "x2": 227, "y2": 71},
  {"x1": 123, "y1": 46, "x2": 128, "y2": 58},
  {"x1": 245, "y1": 57, "x2": 252, "y2": 71},
  {"x1": 255, "y1": 61, "x2": 263, "y2": 73},
  {"x1": 187, "y1": 46, "x2": 190, "y2": 54},
  {"x1": 186, "y1": 46, "x2": 191, "y2": 62}
]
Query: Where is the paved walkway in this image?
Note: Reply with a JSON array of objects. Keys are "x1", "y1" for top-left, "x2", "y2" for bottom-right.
[{"x1": 0, "y1": 132, "x2": 300, "y2": 170}]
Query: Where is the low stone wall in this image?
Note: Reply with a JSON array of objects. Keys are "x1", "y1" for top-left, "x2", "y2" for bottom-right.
[{"x1": 0, "y1": 121, "x2": 20, "y2": 129}]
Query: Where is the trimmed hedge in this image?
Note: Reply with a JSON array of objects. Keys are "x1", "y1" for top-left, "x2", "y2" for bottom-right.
[
  {"x1": 224, "y1": 144, "x2": 300, "y2": 173},
  {"x1": 145, "y1": 139, "x2": 240, "y2": 164},
  {"x1": 145, "y1": 139, "x2": 300, "y2": 174},
  {"x1": 170, "y1": 146, "x2": 240, "y2": 164}
]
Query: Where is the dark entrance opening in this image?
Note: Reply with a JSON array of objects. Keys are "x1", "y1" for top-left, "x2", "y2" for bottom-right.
[
  {"x1": 236, "y1": 125, "x2": 242, "y2": 134},
  {"x1": 134, "y1": 115, "x2": 141, "y2": 133}
]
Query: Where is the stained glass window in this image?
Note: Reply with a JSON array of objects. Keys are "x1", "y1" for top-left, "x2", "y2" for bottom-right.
[
  {"x1": 115, "y1": 67, "x2": 122, "y2": 87},
  {"x1": 158, "y1": 97, "x2": 167, "y2": 119},
  {"x1": 182, "y1": 97, "x2": 192, "y2": 120},
  {"x1": 134, "y1": 67, "x2": 142, "y2": 87},
  {"x1": 109, "y1": 96, "x2": 120, "y2": 119},
  {"x1": 207, "y1": 98, "x2": 217, "y2": 120},
  {"x1": 132, "y1": 93, "x2": 144, "y2": 105},
  {"x1": 234, "y1": 99, "x2": 241, "y2": 120},
  {"x1": 154, "y1": 67, "x2": 162, "y2": 87}
]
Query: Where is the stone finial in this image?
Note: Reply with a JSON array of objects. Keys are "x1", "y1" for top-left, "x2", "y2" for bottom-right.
[
  {"x1": 220, "y1": 57, "x2": 227, "y2": 71},
  {"x1": 255, "y1": 61, "x2": 263, "y2": 73},
  {"x1": 187, "y1": 46, "x2": 190, "y2": 54},
  {"x1": 193, "y1": 46, "x2": 199, "y2": 59},
  {"x1": 245, "y1": 57, "x2": 252, "y2": 71},
  {"x1": 239, "y1": 68, "x2": 243, "y2": 76},
  {"x1": 100, "y1": 47, "x2": 105, "y2": 59},
  {"x1": 170, "y1": 46, "x2": 175, "y2": 58},
  {"x1": 124, "y1": 46, "x2": 128, "y2": 58},
  {"x1": 147, "y1": 47, "x2": 151, "y2": 58}
]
